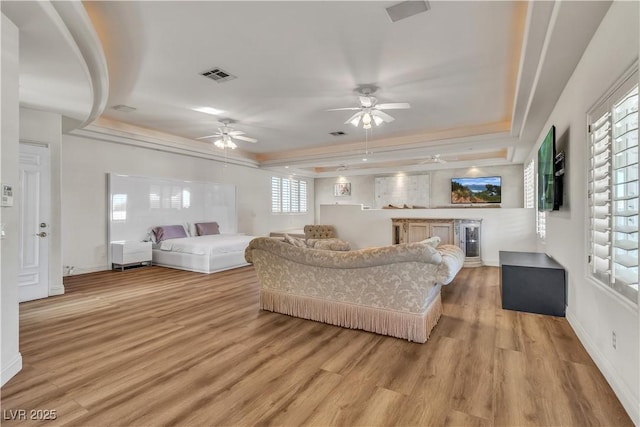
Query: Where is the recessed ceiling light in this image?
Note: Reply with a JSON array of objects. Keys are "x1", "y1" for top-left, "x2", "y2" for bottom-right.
[{"x1": 193, "y1": 107, "x2": 224, "y2": 116}]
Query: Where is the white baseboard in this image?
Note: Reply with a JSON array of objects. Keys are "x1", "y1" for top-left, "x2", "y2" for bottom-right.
[
  {"x1": 482, "y1": 258, "x2": 499, "y2": 267},
  {"x1": 49, "y1": 284, "x2": 65, "y2": 296},
  {"x1": 63, "y1": 265, "x2": 109, "y2": 277},
  {"x1": 567, "y1": 310, "x2": 639, "y2": 425},
  {"x1": 1, "y1": 353, "x2": 22, "y2": 387}
]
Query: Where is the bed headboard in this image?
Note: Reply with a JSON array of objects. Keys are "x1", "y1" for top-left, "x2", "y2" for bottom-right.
[{"x1": 108, "y1": 173, "x2": 238, "y2": 245}]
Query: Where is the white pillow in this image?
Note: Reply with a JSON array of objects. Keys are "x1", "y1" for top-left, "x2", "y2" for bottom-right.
[{"x1": 419, "y1": 236, "x2": 441, "y2": 248}]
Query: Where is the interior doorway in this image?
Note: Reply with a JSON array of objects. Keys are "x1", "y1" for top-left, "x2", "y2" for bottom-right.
[{"x1": 18, "y1": 143, "x2": 50, "y2": 302}]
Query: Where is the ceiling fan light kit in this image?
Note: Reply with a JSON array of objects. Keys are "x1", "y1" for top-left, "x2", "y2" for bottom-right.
[
  {"x1": 214, "y1": 135, "x2": 237, "y2": 150},
  {"x1": 331, "y1": 86, "x2": 410, "y2": 130},
  {"x1": 196, "y1": 119, "x2": 257, "y2": 150}
]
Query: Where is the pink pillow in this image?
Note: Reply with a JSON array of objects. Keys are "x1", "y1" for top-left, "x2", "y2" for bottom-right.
[
  {"x1": 195, "y1": 222, "x2": 220, "y2": 236},
  {"x1": 152, "y1": 225, "x2": 187, "y2": 242}
]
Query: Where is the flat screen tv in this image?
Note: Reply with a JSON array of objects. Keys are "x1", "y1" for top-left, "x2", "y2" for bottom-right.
[
  {"x1": 451, "y1": 176, "x2": 502, "y2": 204},
  {"x1": 538, "y1": 125, "x2": 556, "y2": 211}
]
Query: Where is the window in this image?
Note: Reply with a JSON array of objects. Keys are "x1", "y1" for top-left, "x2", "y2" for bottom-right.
[
  {"x1": 588, "y1": 72, "x2": 638, "y2": 304},
  {"x1": 525, "y1": 159, "x2": 546, "y2": 238},
  {"x1": 524, "y1": 160, "x2": 535, "y2": 208},
  {"x1": 271, "y1": 176, "x2": 308, "y2": 213},
  {"x1": 525, "y1": 155, "x2": 548, "y2": 238},
  {"x1": 537, "y1": 210, "x2": 546, "y2": 240}
]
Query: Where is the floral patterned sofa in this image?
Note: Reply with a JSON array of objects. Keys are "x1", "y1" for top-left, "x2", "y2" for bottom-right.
[{"x1": 245, "y1": 237, "x2": 465, "y2": 343}]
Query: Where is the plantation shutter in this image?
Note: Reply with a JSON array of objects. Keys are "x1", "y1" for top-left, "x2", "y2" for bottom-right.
[
  {"x1": 281, "y1": 178, "x2": 291, "y2": 212},
  {"x1": 299, "y1": 180, "x2": 308, "y2": 213},
  {"x1": 588, "y1": 75, "x2": 638, "y2": 303},
  {"x1": 271, "y1": 177, "x2": 281, "y2": 213},
  {"x1": 524, "y1": 160, "x2": 535, "y2": 209},
  {"x1": 589, "y1": 107, "x2": 613, "y2": 284},
  {"x1": 271, "y1": 176, "x2": 308, "y2": 214},
  {"x1": 291, "y1": 179, "x2": 300, "y2": 212}
]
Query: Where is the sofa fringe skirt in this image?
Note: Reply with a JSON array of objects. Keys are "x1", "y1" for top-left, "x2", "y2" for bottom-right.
[{"x1": 259, "y1": 289, "x2": 442, "y2": 343}]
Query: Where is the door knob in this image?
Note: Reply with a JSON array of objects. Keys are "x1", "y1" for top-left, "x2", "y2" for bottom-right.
[
  {"x1": 40, "y1": 223, "x2": 47, "y2": 228},
  {"x1": 34, "y1": 232, "x2": 47, "y2": 237}
]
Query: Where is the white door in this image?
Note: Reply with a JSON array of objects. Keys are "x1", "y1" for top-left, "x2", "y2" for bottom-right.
[{"x1": 18, "y1": 144, "x2": 50, "y2": 302}]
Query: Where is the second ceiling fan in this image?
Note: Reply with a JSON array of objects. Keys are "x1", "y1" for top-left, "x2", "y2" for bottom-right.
[
  {"x1": 197, "y1": 119, "x2": 257, "y2": 150},
  {"x1": 329, "y1": 86, "x2": 411, "y2": 129}
]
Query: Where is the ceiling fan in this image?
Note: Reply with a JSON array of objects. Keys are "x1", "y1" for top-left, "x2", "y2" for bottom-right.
[
  {"x1": 196, "y1": 119, "x2": 257, "y2": 149},
  {"x1": 328, "y1": 86, "x2": 410, "y2": 129},
  {"x1": 420, "y1": 154, "x2": 447, "y2": 164}
]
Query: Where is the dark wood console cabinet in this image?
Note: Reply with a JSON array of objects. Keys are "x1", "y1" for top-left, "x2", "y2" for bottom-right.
[{"x1": 499, "y1": 251, "x2": 566, "y2": 317}]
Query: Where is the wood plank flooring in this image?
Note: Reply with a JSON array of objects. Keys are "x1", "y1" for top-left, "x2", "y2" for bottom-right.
[{"x1": 1, "y1": 265, "x2": 632, "y2": 426}]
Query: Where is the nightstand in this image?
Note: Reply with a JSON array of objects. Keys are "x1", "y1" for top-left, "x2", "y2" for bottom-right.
[{"x1": 111, "y1": 241, "x2": 152, "y2": 271}]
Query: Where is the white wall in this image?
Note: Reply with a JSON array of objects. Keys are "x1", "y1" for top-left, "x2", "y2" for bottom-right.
[
  {"x1": 1, "y1": 13, "x2": 22, "y2": 386},
  {"x1": 315, "y1": 164, "x2": 524, "y2": 218},
  {"x1": 20, "y1": 108, "x2": 64, "y2": 296},
  {"x1": 525, "y1": 1, "x2": 639, "y2": 422},
  {"x1": 61, "y1": 134, "x2": 314, "y2": 273},
  {"x1": 320, "y1": 204, "x2": 536, "y2": 266}
]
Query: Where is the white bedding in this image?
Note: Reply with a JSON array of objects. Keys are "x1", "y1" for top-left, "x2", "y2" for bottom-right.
[{"x1": 159, "y1": 234, "x2": 255, "y2": 256}]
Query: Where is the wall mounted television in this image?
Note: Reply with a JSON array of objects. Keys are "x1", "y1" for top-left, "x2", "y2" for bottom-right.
[
  {"x1": 451, "y1": 176, "x2": 502, "y2": 204},
  {"x1": 538, "y1": 125, "x2": 562, "y2": 211}
]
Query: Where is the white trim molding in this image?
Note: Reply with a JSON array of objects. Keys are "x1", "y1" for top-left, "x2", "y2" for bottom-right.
[
  {"x1": 0, "y1": 353, "x2": 23, "y2": 387},
  {"x1": 69, "y1": 118, "x2": 260, "y2": 169}
]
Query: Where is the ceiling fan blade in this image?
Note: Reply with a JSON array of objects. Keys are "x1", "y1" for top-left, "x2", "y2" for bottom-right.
[
  {"x1": 327, "y1": 107, "x2": 361, "y2": 111},
  {"x1": 228, "y1": 130, "x2": 245, "y2": 136},
  {"x1": 234, "y1": 135, "x2": 258, "y2": 143},
  {"x1": 359, "y1": 96, "x2": 373, "y2": 108},
  {"x1": 196, "y1": 134, "x2": 220, "y2": 140},
  {"x1": 371, "y1": 110, "x2": 395, "y2": 123},
  {"x1": 375, "y1": 102, "x2": 411, "y2": 110},
  {"x1": 344, "y1": 111, "x2": 362, "y2": 126}
]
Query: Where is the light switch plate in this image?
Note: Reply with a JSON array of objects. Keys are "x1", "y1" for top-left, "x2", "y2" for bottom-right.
[{"x1": 1, "y1": 184, "x2": 13, "y2": 207}]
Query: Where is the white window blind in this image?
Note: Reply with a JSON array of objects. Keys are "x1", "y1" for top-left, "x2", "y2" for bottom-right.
[
  {"x1": 524, "y1": 160, "x2": 535, "y2": 208},
  {"x1": 537, "y1": 210, "x2": 546, "y2": 240},
  {"x1": 271, "y1": 176, "x2": 308, "y2": 213},
  {"x1": 588, "y1": 76, "x2": 638, "y2": 304},
  {"x1": 271, "y1": 177, "x2": 281, "y2": 213}
]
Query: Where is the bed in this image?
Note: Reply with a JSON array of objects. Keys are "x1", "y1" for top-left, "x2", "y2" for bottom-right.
[{"x1": 150, "y1": 223, "x2": 257, "y2": 274}]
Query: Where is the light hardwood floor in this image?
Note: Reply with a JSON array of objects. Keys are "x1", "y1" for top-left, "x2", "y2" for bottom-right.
[{"x1": 1, "y1": 266, "x2": 632, "y2": 426}]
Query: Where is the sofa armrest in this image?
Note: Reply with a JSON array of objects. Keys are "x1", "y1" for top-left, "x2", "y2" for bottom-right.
[{"x1": 436, "y1": 244, "x2": 465, "y2": 284}]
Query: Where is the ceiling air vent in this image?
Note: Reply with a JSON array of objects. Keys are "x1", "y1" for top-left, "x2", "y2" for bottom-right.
[
  {"x1": 386, "y1": 1, "x2": 430, "y2": 22},
  {"x1": 112, "y1": 104, "x2": 136, "y2": 113},
  {"x1": 200, "y1": 67, "x2": 237, "y2": 83},
  {"x1": 329, "y1": 131, "x2": 347, "y2": 136}
]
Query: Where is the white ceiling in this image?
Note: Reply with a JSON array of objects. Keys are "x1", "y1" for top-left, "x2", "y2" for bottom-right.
[{"x1": 2, "y1": 0, "x2": 613, "y2": 176}]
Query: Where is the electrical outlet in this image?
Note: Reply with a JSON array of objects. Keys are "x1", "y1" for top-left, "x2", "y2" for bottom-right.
[{"x1": 612, "y1": 331, "x2": 617, "y2": 349}]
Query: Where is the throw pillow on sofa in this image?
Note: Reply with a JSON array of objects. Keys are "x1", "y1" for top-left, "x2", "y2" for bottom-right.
[
  {"x1": 306, "y1": 238, "x2": 351, "y2": 251},
  {"x1": 419, "y1": 236, "x2": 441, "y2": 248},
  {"x1": 283, "y1": 234, "x2": 307, "y2": 248}
]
